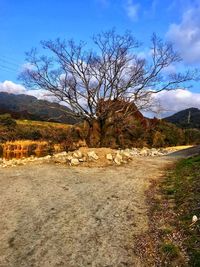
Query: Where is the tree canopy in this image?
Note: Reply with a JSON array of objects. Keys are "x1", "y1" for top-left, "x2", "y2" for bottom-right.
[{"x1": 20, "y1": 30, "x2": 197, "y2": 122}]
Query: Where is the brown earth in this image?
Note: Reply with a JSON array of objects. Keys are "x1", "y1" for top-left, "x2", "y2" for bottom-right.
[{"x1": 0, "y1": 146, "x2": 199, "y2": 267}]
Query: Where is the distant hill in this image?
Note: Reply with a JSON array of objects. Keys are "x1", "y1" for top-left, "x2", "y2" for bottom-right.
[
  {"x1": 164, "y1": 108, "x2": 200, "y2": 129},
  {"x1": 0, "y1": 92, "x2": 78, "y2": 124}
]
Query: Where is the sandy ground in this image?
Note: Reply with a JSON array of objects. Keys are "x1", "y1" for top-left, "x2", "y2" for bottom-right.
[{"x1": 0, "y1": 146, "x2": 199, "y2": 267}]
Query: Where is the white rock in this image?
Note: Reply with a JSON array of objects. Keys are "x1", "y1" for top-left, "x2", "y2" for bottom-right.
[
  {"x1": 56, "y1": 151, "x2": 67, "y2": 156},
  {"x1": 140, "y1": 149, "x2": 148, "y2": 156},
  {"x1": 43, "y1": 155, "x2": 52, "y2": 160},
  {"x1": 122, "y1": 151, "x2": 131, "y2": 158},
  {"x1": 87, "y1": 151, "x2": 99, "y2": 160},
  {"x1": 114, "y1": 153, "x2": 123, "y2": 165},
  {"x1": 73, "y1": 151, "x2": 83, "y2": 159},
  {"x1": 78, "y1": 157, "x2": 87, "y2": 162},
  {"x1": 67, "y1": 155, "x2": 73, "y2": 161},
  {"x1": 192, "y1": 215, "x2": 198, "y2": 223},
  {"x1": 130, "y1": 150, "x2": 138, "y2": 156},
  {"x1": 70, "y1": 158, "x2": 80, "y2": 166},
  {"x1": 106, "y1": 153, "x2": 113, "y2": 160},
  {"x1": 54, "y1": 153, "x2": 62, "y2": 158}
]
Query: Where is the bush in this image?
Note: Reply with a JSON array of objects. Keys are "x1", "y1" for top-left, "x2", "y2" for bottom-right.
[
  {"x1": 148, "y1": 120, "x2": 185, "y2": 147},
  {"x1": 0, "y1": 114, "x2": 16, "y2": 128},
  {"x1": 184, "y1": 128, "x2": 200, "y2": 145}
]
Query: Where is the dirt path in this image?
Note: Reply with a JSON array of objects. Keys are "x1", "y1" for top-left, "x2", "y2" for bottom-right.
[{"x1": 0, "y1": 147, "x2": 199, "y2": 267}]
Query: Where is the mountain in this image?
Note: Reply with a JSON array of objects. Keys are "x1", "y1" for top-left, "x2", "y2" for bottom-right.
[
  {"x1": 164, "y1": 108, "x2": 200, "y2": 129},
  {"x1": 0, "y1": 92, "x2": 78, "y2": 124}
]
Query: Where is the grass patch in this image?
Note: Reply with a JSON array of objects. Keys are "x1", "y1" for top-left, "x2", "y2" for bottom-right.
[
  {"x1": 161, "y1": 242, "x2": 180, "y2": 259},
  {"x1": 159, "y1": 156, "x2": 200, "y2": 265},
  {"x1": 166, "y1": 156, "x2": 200, "y2": 266},
  {"x1": 135, "y1": 155, "x2": 200, "y2": 266}
]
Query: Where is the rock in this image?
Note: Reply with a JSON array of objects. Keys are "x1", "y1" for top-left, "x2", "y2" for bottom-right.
[
  {"x1": 192, "y1": 215, "x2": 198, "y2": 223},
  {"x1": 148, "y1": 149, "x2": 157, "y2": 156},
  {"x1": 106, "y1": 153, "x2": 113, "y2": 160},
  {"x1": 54, "y1": 157, "x2": 67, "y2": 164},
  {"x1": 54, "y1": 154, "x2": 62, "y2": 158},
  {"x1": 43, "y1": 155, "x2": 52, "y2": 160},
  {"x1": 70, "y1": 158, "x2": 80, "y2": 166},
  {"x1": 87, "y1": 151, "x2": 99, "y2": 160},
  {"x1": 130, "y1": 150, "x2": 138, "y2": 156},
  {"x1": 66, "y1": 155, "x2": 73, "y2": 161},
  {"x1": 121, "y1": 151, "x2": 132, "y2": 158},
  {"x1": 78, "y1": 157, "x2": 87, "y2": 162},
  {"x1": 140, "y1": 149, "x2": 148, "y2": 156},
  {"x1": 114, "y1": 153, "x2": 123, "y2": 165},
  {"x1": 73, "y1": 151, "x2": 83, "y2": 159},
  {"x1": 54, "y1": 152, "x2": 67, "y2": 158}
]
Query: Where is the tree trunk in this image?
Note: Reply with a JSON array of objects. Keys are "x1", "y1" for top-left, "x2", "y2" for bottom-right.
[{"x1": 83, "y1": 119, "x2": 101, "y2": 147}]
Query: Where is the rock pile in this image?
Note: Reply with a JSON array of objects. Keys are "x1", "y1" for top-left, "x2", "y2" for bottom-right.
[{"x1": 0, "y1": 147, "x2": 170, "y2": 168}]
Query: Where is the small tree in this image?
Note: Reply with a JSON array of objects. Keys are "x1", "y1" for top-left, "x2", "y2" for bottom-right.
[{"x1": 20, "y1": 30, "x2": 197, "y2": 146}]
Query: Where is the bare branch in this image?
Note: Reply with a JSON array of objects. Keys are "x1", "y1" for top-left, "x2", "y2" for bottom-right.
[{"x1": 19, "y1": 30, "x2": 198, "y2": 122}]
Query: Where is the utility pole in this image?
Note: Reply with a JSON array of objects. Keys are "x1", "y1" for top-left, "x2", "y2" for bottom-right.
[{"x1": 187, "y1": 110, "x2": 191, "y2": 124}]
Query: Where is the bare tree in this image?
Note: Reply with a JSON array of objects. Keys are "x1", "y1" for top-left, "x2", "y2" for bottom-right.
[{"x1": 19, "y1": 30, "x2": 197, "y2": 145}]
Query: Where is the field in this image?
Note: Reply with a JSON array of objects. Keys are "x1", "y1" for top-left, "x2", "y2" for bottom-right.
[{"x1": 0, "y1": 117, "x2": 76, "y2": 145}]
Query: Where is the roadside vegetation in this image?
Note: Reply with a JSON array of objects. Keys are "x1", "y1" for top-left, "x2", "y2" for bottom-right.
[
  {"x1": 136, "y1": 156, "x2": 200, "y2": 266},
  {"x1": 0, "y1": 114, "x2": 200, "y2": 156},
  {"x1": 0, "y1": 114, "x2": 72, "y2": 143}
]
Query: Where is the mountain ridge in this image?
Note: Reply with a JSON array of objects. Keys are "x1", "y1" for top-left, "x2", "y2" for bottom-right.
[
  {"x1": 164, "y1": 107, "x2": 200, "y2": 129},
  {"x1": 0, "y1": 92, "x2": 78, "y2": 124}
]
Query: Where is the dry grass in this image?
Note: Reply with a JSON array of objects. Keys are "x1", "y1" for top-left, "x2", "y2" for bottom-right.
[
  {"x1": 2, "y1": 140, "x2": 51, "y2": 159},
  {"x1": 17, "y1": 119, "x2": 71, "y2": 129},
  {"x1": 3, "y1": 140, "x2": 48, "y2": 146}
]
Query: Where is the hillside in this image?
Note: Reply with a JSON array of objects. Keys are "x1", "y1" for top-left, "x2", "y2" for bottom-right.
[
  {"x1": 0, "y1": 92, "x2": 78, "y2": 124},
  {"x1": 164, "y1": 108, "x2": 200, "y2": 129}
]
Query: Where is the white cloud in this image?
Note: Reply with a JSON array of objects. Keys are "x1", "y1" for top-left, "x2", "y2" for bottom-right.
[
  {"x1": 0, "y1": 80, "x2": 53, "y2": 101},
  {"x1": 125, "y1": 0, "x2": 140, "y2": 21},
  {"x1": 0, "y1": 80, "x2": 26, "y2": 94},
  {"x1": 1, "y1": 81, "x2": 199, "y2": 119},
  {"x1": 167, "y1": 6, "x2": 200, "y2": 64},
  {"x1": 152, "y1": 89, "x2": 200, "y2": 117}
]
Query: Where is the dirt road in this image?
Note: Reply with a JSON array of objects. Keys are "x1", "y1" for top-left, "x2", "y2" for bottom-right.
[{"x1": 0, "y1": 147, "x2": 199, "y2": 267}]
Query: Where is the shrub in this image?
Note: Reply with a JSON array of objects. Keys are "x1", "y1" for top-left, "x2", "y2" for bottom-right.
[{"x1": 0, "y1": 114, "x2": 16, "y2": 128}]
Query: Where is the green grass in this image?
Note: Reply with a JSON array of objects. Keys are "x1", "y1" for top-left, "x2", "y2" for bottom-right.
[
  {"x1": 161, "y1": 242, "x2": 180, "y2": 259},
  {"x1": 160, "y1": 155, "x2": 200, "y2": 266}
]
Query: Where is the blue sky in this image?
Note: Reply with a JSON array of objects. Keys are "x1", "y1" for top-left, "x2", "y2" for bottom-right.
[{"x1": 0, "y1": 0, "x2": 200, "y2": 115}]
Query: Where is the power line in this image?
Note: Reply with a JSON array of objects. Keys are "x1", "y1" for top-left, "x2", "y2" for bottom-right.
[
  {"x1": 0, "y1": 55, "x2": 21, "y2": 67},
  {"x1": 0, "y1": 64, "x2": 18, "y2": 73},
  {"x1": 0, "y1": 59, "x2": 20, "y2": 69}
]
